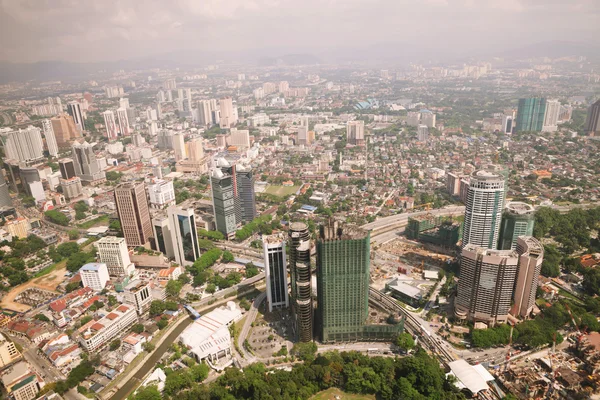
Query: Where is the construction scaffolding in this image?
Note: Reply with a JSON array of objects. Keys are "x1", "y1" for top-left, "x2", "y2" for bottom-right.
[{"x1": 406, "y1": 214, "x2": 462, "y2": 248}]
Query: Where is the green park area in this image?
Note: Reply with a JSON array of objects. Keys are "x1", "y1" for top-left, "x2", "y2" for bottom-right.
[
  {"x1": 264, "y1": 184, "x2": 299, "y2": 197},
  {"x1": 310, "y1": 388, "x2": 375, "y2": 400}
]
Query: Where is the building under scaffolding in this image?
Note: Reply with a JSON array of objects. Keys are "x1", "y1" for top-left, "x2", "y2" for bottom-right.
[{"x1": 406, "y1": 214, "x2": 462, "y2": 248}]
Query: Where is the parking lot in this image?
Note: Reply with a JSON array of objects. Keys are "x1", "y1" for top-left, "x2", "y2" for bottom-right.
[{"x1": 247, "y1": 304, "x2": 294, "y2": 358}]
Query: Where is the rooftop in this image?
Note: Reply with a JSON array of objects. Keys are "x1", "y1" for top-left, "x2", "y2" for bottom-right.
[{"x1": 80, "y1": 263, "x2": 106, "y2": 272}]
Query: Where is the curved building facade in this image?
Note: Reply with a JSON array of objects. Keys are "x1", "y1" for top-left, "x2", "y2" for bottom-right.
[
  {"x1": 289, "y1": 222, "x2": 313, "y2": 342},
  {"x1": 462, "y1": 170, "x2": 505, "y2": 249},
  {"x1": 498, "y1": 202, "x2": 535, "y2": 250}
]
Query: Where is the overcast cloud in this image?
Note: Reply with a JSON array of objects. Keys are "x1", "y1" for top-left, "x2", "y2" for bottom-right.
[{"x1": 0, "y1": 0, "x2": 598, "y2": 63}]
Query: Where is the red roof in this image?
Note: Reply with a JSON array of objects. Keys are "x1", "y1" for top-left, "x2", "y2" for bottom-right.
[
  {"x1": 117, "y1": 305, "x2": 130, "y2": 313},
  {"x1": 91, "y1": 322, "x2": 104, "y2": 331},
  {"x1": 106, "y1": 313, "x2": 118, "y2": 320}
]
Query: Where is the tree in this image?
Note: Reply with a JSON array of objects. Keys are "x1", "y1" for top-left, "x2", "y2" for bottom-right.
[
  {"x1": 22, "y1": 196, "x2": 36, "y2": 208},
  {"x1": 35, "y1": 314, "x2": 50, "y2": 322},
  {"x1": 166, "y1": 280, "x2": 183, "y2": 298},
  {"x1": 45, "y1": 210, "x2": 69, "y2": 226},
  {"x1": 75, "y1": 210, "x2": 86, "y2": 220},
  {"x1": 222, "y1": 250, "x2": 235, "y2": 263},
  {"x1": 395, "y1": 332, "x2": 415, "y2": 350},
  {"x1": 245, "y1": 265, "x2": 259, "y2": 278},
  {"x1": 57, "y1": 242, "x2": 79, "y2": 257},
  {"x1": 132, "y1": 385, "x2": 161, "y2": 400},
  {"x1": 132, "y1": 324, "x2": 145, "y2": 334},
  {"x1": 65, "y1": 282, "x2": 81, "y2": 293},
  {"x1": 66, "y1": 252, "x2": 94, "y2": 273},
  {"x1": 67, "y1": 229, "x2": 80, "y2": 240},
  {"x1": 108, "y1": 295, "x2": 117, "y2": 307},
  {"x1": 106, "y1": 171, "x2": 123, "y2": 181},
  {"x1": 142, "y1": 342, "x2": 156, "y2": 352},
  {"x1": 189, "y1": 363, "x2": 209, "y2": 382},
  {"x1": 291, "y1": 342, "x2": 318, "y2": 362},
  {"x1": 149, "y1": 300, "x2": 166, "y2": 317},
  {"x1": 239, "y1": 298, "x2": 251, "y2": 311},
  {"x1": 157, "y1": 317, "x2": 169, "y2": 330},
  {"x1": 205, "y1": 283, "x2": 216, "y2": 294},
  {"x1": 109, "y1": 339, "x2": 121, "y2": 351}
]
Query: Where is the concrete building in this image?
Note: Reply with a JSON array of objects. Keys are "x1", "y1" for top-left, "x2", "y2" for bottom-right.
[
  {"x1": 122, "y1": 280, "x2": 152, "y2": 315},
  {"x1": 59, "y1": 177, "x2": 83, "y2": 200},
  {"x1": 167, "y1": 206, "x2": 200, "y2": 267},
  {"x1": 50, "y1": 114, "x2": 79, "y2": 148},
  {"x1": 41, "y1": 119, "x2": 58, "y2": 157},
  {"x1": 584, "y1": 99, "x2": 600, "y2": 135},
  {"x1": 71, "y1": 141, "x2": 106, "y2": 185},
  {"x1": 0, "y1": 333, "x2": 20, "y2": 368},
  {"x1": 297, "y1": 125, "x2": 309, "y2": 145},
  {"x1": 417, "y1": 125, "x2": 429, "y2": 142},
  {"x1": 462, "y1": 170, "x2": 505, "y2": 249},
  {"x1": 58, "y1": 158, "x2": 76, "y2": 179},
  {"x1": 542, "y1": 99, "x2": 561, "y2": 132},
  {"x1": 1, "y1": 362, "x2": 41, "y2": 400},
  {"x1": 498, "y1": 202, "x2": 535, "y2": 250},
  {"x1": 78, "y1": 304, "x2": 137, "y2": 352},
  {"x1": 419, "y1": 110, "x2": 436, "y2": 128},
  {"x1": 289, "y1": 222, "x2": 313, "y2": 342},
  {"x1": 516, "y1": 98, "x2": 546, "y2": 132},
  {"x1": 103, "y1": 110, "x2": 119, "y2": 140},
  {"x1": 116, "y1": 107, "x2": 130, "y2": 136},
  {"x1": 235, "y1": 164, "x2": 256, "y2": 223},
  {"x1": 67, "y1": 101, "x2": 85, "y2": 133},
  {"x1": 114, "y1": 182, "x2": 153, "y2": 247},
  {"x1": 96, "y1": 236, "x2": 135, "y2": 277},
  {"x1": 147, "y1": 179, "x2": 175, "y2": 209},
  {"x1": 229, "y1": 128, "x2": 250, "y2": 148},
  {"x1": 172, "y1": 133, "x2": 186, "y2": 161},
  {"x1": 210, "y1": 166, "x2": 238, "y2": 240},
  {"x1": 152, "y1": 214, "x2": 175, "y2": 260},
  {"x1": 263, "y1": 234, "x2": 289, "y2": 312},
  {"x1": 347, "y1": 120, "x2": 365, "y2": 145},
  {"x1": 219, "y1": 97, "x2": 238, "y2": 129},
  {"x1": 186, "y1": 136, "x2": 204, "y2": 161},
  {"x1": 316, "y1": 220, "x2": 371, "y2": 342},
  {"x1": 512, "y1": 237, "x2": 544, "y2": 319},
  {"x1": 455, "y1": 245, "x2": 519, "y2": 326},
  {"x1": 157, "y1": 129, "x2": 173, "y2": 150},
  {"x1": 0, "y1": 126, "x2": 44, "y2": 164},
  {"x1": 79, "y1": 263, "x2": 110, "y2": 291},
  {"x1": 5, "y1": 217, "x2": 30, "y2": 239}
]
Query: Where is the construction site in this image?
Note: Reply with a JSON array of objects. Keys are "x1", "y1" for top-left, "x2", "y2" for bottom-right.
[{"x1": 405, "y1": 214, "x2": 462, "y2": 250}]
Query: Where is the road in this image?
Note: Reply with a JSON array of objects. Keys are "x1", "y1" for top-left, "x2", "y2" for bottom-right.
[
  {"x1": 5, "y1": 333, "x2": 65, "y2": 383},
  {"x1": 236, "y1": 292, "x2": 266, "y2": 366}
]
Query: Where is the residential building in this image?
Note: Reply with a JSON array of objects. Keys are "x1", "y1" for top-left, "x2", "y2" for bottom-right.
[
  {"x1": 50, "y1": 114, "x2": 79, "y2": 148},
  {"x1": 186, "y1": 136, "x2": 204, "y2": 162},
  {"x1": 455, "y1": 245, "x2": 519, "y2": 326},
  {"x1": 462, "y1": 170, "x2": 505, "y2": 249},
  {"x1": 197, "y1": 100, "x2": 214, "y2": 126},
  {"x1": 347, "y1": 120, "x2": 365, "y2": 145},
  {"x1": 235, "y1": 164, "x2": 256, "y2": 223},
  {"x1": 498, "y1": 202, "x2": 535, "y2": 250},
  {"x1": 79, "y1": 263, "x2": 110, "y2": 291},
  {"x1": 297, "y1": 125, "x2": 309, "y2": 145},
  {"x1": 542, "y1": 99, "x2": 561, "y2": 132},
  {"x1": 103, "y1": 110, "x2": 118, "y2": 140},
  {"x1": 78, "y1": 304, "x2": 137, "y2": 352},
  {"x1": 96, "y1": 236, "x2": 135, "y2": 277},
  {"x1": 417, "y1": 125, "x2": 429, "y2": 142},
  {"x1": 512, "y1": 237, "x2": 544, "y2": 318},
  {"x1": 41, "y1": 119, "x2": 58, "y2": 157},
  {"x1": 229, "y1": 128, "x2": 250, "y2": 148},
  {"x1": 419, "y1": 109, "x2": 436, "y2": 128},
  {"x1": 147, "y1": 179, "x2": 175, "y2": 209},
  {"x1": 116, "y1": 108, "x2": 130, "y2": 136},
  {"x1": 263, "y1": 234, "x2": 289, "y2": 312},
  {"x1": 584, "y1": 99, "x2": 600, "y2": 135},
  {"x1": 210, "y1": 166, "x2": 238, "y2": 240},
  {"x1": 71, "y1": 141, "x2": 106, "y2": 185},
  {"x1": 219, "y1": 97, "x2": 238, "y2": 129},
  {"x1": 0, "y1": 126, "x2": 44, "y2": 164},
  {"x1": 123, "y1": 280, "x2": 152, "y2": 315},
  {"x1": 59, "y1": 177, "x2": 83, "y2": 200},
  {"x1": 172, "y1": 133, "x2": 186, "y2": 161},
  {"x1": 114, "y1": 182, "x2": 152, "y2": 247},
  {"x1": 289, "y1": 222, "x2": 313, "y2": 342},
  {"x1": 157, "y1": 129, "x2": 173, "y2": 150},
  {"x1": 167, "y1": 206, "x2": 200, "y2": 266},
  {"x1": 67, "y1": 101, "x2": 85, "y2": 132},
  {"x1": 0, "y1": 333, "x2": 20, "y2": 368},
  {"x1": 58, "y1": 158, "x2": 76, "y2": 179},
  {"x1": 516, "y1": 98, "x2": 547, "y2": 132}
]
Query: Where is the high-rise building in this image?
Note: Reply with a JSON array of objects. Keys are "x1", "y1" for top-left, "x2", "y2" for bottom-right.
[
  {"x1": 454, "y1": 245, "x2": 519, "y2": 326},
  {"x1": 584, "y1": 99, "x2": 600, "y2": 135},
  {"x1": 462, "y1": 170, "x2": 505, "y2": 249},
  {"x1": 0, "y1": 126, "x2": 44, "y2": 164},
  {"x1": 80, "y1": 263, "x2": 110, "y2": 291},
  {"x1": 172, "y1": 133, "x2": 186, "y2": 161},
  {"x1": 502, "y1": 115, "x2": 513, "y2": 134},
  {"x1": 147, "y1": 179, "x2": 175, "y2": 209},
  {"x1": 347, "y1": 120, "x2": 365, "y2": 145},
  {"x1": 417, "y1": 125, "x2": 429, "y2": 142},
  {"x1": 67, "y1": 101, "x2": 85, "y2": 132},
  {"x1": 71, "y1": 141, "x2": 106, "y2": 184},
  {"x1": 235, "y1": 164, "x2": 256, "y2": 223},
  {"x1": 229, "y1": 128, "x2": 250, "y2": 148},
  {"x1": 0, "y1": 333, "x2": 20, "y2": 368},
  {"x1": 542, "y1": 99, "x2": 561, "y2": 132},
  {"x1": 419, "y1": 110, "x2": 436, "y2": 128},
  {"x1": 103, "y1": 110, "x2": 118, "y2": 140},
  {"x1": 96, "y1": 236, "x2": 135, "y2": 277},
  {"x1": 60, "y1": 177, "x2": 83, "y2": 200},
  {"x1": 297, "y1": 126, "x2": 309, "y2": 145},
  {"x1": 263, "y1": 234, "x2": 289, "y2": 312},
  {"x1": 152, "y1": 214, "x2": 175, "y2": 259},
  {"x1": 316, "y1": 220, "x2": 370, "y2": 342},
  {"x1": 167, "y1": 206, "x2": 200, "y2": 266},
  {"x1": 186, "y1": 136, "x2": 204, "y2": 162},
  {"x1": 42, "y1": 119, "x2": 58, "y2": 157},
  {"x1": 498, "y1": 202, "x2": 535, "y2": 250},
  {"x1": 116, "y1": 107, "x2": 130, "y2": 136},
  {"x1": 0, "y1": 172, "x2": 13, "y2": 207},
  {"x1": 114, "y1": 182, "x2": 152, "y2": 247},
  {"x1": 210, "y1": 166, "x2": 238, "y2": 240},
  {"x1": 163, "y1": 78, "x2": 176, "y2": 90},
  {"x1": 157, "y1": 129, "x2": 174, "y2": 150},
  {"x1": 512, "y1": 237, "x2": 544, "y2": 318},
  {"x1": 197, "y1": 100, "x2": 213, "y2": 126},
  {"x1": 50, "y1": 113, "x2": 79, "y2": 147},
  {"x1": 219, "y1": 97, "x2": 238, "y2": 129},
  {"x1": 58, "y1": 158, "x2": 76, "y2": 179},
  {"x1": 288, "y1": 222, "x2": 313, "y2": 342},
  {"x1": 515, "y1": 98, "x2": 547, "y2": 132}
]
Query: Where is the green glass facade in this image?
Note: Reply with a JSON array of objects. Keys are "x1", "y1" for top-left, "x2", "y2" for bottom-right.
[{"x1": 515, "y1": 98, "x2": 547, "y2": 132}]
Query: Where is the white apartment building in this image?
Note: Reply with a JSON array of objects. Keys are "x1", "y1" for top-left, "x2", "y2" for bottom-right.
[
  {"x1": 96, "y1": 237, "x2": 135, "y2": 276},
  {"x1": 229, "y1": 128, "x2": 250, "y2": 148},
  {"x1": 147, "y1": 179, "x2": 175, "y2": 209},
  {"x1": 42, "y1": 119, "x2": 58, "y2": 157},
  {"x1": 79, "y1": 263, "x2": 110, "y2": 291},
  {"x1": 122, "y1": 280, "x2": 152, "y2": 315},
  {"x1": 78, "y1": 304, "x2": 137, "y2": 352},
  {"x1": 0, "y1": 126, "x2": 44, "y2": 163}
]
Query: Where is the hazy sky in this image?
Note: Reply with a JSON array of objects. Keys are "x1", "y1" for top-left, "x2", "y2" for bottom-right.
[{"x1": 0, "y1": 0, "x2": 598, "y2": 63}]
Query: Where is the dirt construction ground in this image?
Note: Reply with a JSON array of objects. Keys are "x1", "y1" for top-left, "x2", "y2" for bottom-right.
[{"x1": 0, "y1": 263, "x2": 67, "y2": 313}]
